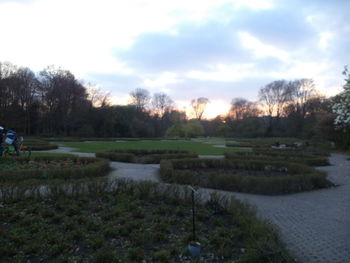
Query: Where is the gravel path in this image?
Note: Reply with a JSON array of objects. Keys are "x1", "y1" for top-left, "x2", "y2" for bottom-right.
[{"x1": 38, "y1": 147, "x2": 350, "y2": 263}]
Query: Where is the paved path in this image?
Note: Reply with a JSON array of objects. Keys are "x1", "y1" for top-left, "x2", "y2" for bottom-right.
[{"x1": 39, "y1": 148, "x2": 350, "y2": 263}]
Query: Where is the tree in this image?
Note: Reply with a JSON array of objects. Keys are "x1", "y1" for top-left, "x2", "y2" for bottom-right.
[
  {"x1": 286, "y1": 79, "x2": 318, "y2": 118},
  {"x1": 86, "y1": 84, "x2": 111, "y2": 108},
  {"x1": 39, "y1": 66, "x2": 88, "y2": 135},
  {"x1": 191, "y1": 97, "x2": 209, "y2": 120},
  {"x1": 129, "y1": 88, "x2": 150, "y2": 111},
  {"x1": 183, "y1": 119, "x2": 204, "y2": 138},
  {"x1": 152, "y1": 92, "x2": 174, "y2": 117},
  {"x1": 332, "y1": 67, "x2": 350, "y2": 132},
  {"x1": 258, "y1": 80, "x2": 291, "y2": 117},
  {"x1": 229, "y1": 98, "x2": 260, "y2": 120}
]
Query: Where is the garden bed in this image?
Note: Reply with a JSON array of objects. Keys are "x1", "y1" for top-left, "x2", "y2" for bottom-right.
[
  {"x1": 0, "y1": 156, "x2": 110, "y2": 183},
  {"x1": 160, "y1": 158, "x2": 333, "y2": 195},
  {"x1": 96, "y1": 149, "x2": 198, "y2": 163},
  {"x1": 252, "y1": 147, "x2": 330, "y2": 158},
  {"x1": 225, "y1": 151, "x2": 329, "y2": 166},
  {"x1": 0, "y1": 180, "x2": 294, "y2": 262}
]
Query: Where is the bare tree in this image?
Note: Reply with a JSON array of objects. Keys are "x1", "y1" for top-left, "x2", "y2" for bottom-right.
[
  {"x1": 191, "y1": 97, "x2": 209, "y2": 120},
  {"x1": 258, "y1": 80, "x2": 291, "y2": 117},
  {"x1": 86, "y1": 84, "x2": 111, "y2": 107},
  {"x1": 129, "y1": 88, "x2": 150, "y2": 111},
  {"x1": 229, "y1": 98, "x2": 261, "y2": 120},
  {"x1": 287, "y1": 79, "x2": 318, "y2": 118},
  {"x1": 152, "y1": 92, "x2": 174, "y2": 117}
]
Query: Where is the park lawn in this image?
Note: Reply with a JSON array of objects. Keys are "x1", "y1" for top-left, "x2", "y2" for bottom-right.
[{"x1": 60, "y1": 140, "x2": 249, "y2": 155}]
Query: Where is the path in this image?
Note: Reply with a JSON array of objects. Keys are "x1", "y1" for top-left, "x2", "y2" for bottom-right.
[{"x1": 39, "y1": 147, "x2": 350, "y2": 263}]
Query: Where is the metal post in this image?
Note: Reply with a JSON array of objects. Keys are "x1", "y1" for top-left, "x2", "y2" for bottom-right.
[{"x1": 189, "y1": 186, "x2": 196, "y2": 241}]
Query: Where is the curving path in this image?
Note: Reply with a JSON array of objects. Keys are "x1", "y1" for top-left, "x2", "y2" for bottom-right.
[{"x1": 39, "y1": 147, "x2": 350, "y2": 263}]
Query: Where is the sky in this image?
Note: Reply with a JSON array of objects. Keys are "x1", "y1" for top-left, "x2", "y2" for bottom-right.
[{"x1": 0, "y1": 0, "x2": 349, "y2": 118}]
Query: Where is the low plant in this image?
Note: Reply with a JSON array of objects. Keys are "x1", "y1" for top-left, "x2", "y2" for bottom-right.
[
  {"x1": 160, "y1": 158, "x2": 333, "y2": 195},
  {"x1": 96, "y1": 149, "x2": 198, "y2": 163},
  {"x1": 0, "y1": 179, "x2": 294, "y2": 262},
  {"x1": 23, "y1": 138, "x2": 58, "y2": 151},
  {"x1": 225, "y1": 151, "x2": 329, "y2": 166},
  {"x1": 0, "y1": 156, "x2": 110, "y2": 183}
]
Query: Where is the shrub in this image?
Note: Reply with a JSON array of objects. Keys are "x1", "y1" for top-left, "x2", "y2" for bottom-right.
[
  {"x1": 160, "y1": 158, "x2": 333, "y2": 195},
  {"x1": 225, "y1": 151, "x2": 329, "y2": 166},
  {"x1": 0, "y1": 179, "x2": 294, "y2": 262},
  {"x1": 252, "y1": 147, "x2": 330, "y2": 157},
  {"x1": 23, "y1": 139, "x2": 58, "y2": 151},
  {"x1": 226, "y1": 142, "x2": 253, "y2": 148},
  {"x1": 96, "y1": 149, "x2": 197, "y2": 163},
  {"x1": 0, "y1": 156, "x2": 110, "y2": 183}
]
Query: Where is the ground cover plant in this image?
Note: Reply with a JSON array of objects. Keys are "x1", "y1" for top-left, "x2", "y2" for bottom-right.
[
  {"x1": 0, "y1": 156, "x2": 109, "y2": 183},
  {"x1": 225, "y1": 151, "x2": 329, "y2": 166},
  {"x1": 0, "y1": 180, "x2": 294, "y2": 263},
  {"x1": 160, "y1": 158, "x2": 333, "y2": 195},
  {"x1": 96, "y1": 149, "x2": 198, "y2": 163},
  {"x1": 60, "y1": 140, "x2": 247, "y2": 155}
]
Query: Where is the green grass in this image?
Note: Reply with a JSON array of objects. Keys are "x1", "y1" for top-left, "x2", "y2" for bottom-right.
[{"x1": 61, "y1": 140, "x2": 248, "y2": 155}]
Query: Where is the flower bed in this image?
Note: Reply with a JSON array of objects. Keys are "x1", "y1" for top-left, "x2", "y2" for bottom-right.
[
  {"x1": 0, "y1": 157, "x2": 110, "y2": 183},
  {"x1": 96, "y1": 149, "x2": 198, "y2": 163},
  {"x1": 225, "y1": 151, "x2": 329, "y2": 166},
  {"x1": 160, "y1": 158, "x2": 333, "y2": 195}
]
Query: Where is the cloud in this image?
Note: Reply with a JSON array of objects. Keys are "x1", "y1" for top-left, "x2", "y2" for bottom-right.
[
  {"x1": 116, "y1": 20, "x2": 252, "y2": 73},
  {"x1": 1, "y1": 0, "x2": 349, "y2": 113}
]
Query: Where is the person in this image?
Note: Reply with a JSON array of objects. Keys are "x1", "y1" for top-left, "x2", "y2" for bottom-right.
[
  {"x1": 5, "y1": 128, "x2": 19, "y2": 156},
  {"x1": 0, "y1": 126, "x2": 4, "y2": 157}
]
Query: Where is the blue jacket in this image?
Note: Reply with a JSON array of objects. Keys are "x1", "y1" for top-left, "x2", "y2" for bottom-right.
[{"x1": 6, "y1": 130, "x2": 17, "y2": 141}]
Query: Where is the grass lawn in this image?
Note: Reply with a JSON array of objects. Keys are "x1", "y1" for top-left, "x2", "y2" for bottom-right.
[{"x1": 60, "y1": 140, "x2": 249, "y2": 155}]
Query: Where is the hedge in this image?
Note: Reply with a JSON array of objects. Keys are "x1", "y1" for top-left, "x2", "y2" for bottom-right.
[
  {"x1": 23, "y1": 139, "x2": 58, "y2": 150},
  {"x1": 160, "y1": 158, "x2": 333, "y2": 195},
  {"x1": 225, "y1": 151, "x2": 329, "y2": 166},
  {"x1": 0, "y1": 156, "x2": 110, "y2": 183},
  {"x1": 96, "y1": 149, "x2": 198, "y2": 163},
  {"x1": 226, "y1": 142, "x2": 253, "y2": 148},
  {"x1": 252, "y1": 147, "x2": 330, "y2": 157}
]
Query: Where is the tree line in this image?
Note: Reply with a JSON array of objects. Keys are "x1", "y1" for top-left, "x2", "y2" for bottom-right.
[{"x1": 0, "y1": 61, "x2": 348, "y2": 147}]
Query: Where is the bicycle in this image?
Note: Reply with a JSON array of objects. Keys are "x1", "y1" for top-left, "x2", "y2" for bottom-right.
[{"x1": 3, "y1": 137, "x2": 31, "y2": 158}]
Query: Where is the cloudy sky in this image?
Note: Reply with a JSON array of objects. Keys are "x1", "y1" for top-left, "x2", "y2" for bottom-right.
[{"x1": 0, "y1": 0, "x2": 349, "y2": 118}]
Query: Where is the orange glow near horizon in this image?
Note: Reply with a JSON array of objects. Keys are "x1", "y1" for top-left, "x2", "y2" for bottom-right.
[{"x1": 109, "y1": 96, "x2": 231, "y2": 120}]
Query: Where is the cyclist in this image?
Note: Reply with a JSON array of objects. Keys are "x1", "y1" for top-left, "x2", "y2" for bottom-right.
[
  {"x1": 5, "y1": 128, "x2": 19, "y2": 156},
  {"x1": 0, "y1": 126, "x2": 4, "y2": 156}
]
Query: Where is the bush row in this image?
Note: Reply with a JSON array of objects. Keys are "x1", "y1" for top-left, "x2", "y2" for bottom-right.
[
  {"x1": 96, "y1": 149, "x2": 198, "y2": 164},
  {"x1": 41, "y1": 137, "x2": 180, "y2": 142},
  {"x1": 225, "y1": 151, "x2": 330, "y2": 166},
  {"x1": 160, "y1": 158, "x2": 333, "y2": 195},
  {"x1": 226, "y1": 142, "x2": 253, "y2": 148},
  {"x1": 252, "y1": 147, "x2": 330, "y2": 157},
  {"x1": 0, "y1": 157, "x2": 110, "y2": 183},
  {"x1": 23, "y1": 139, "x2": 58, "y2": 150}
]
